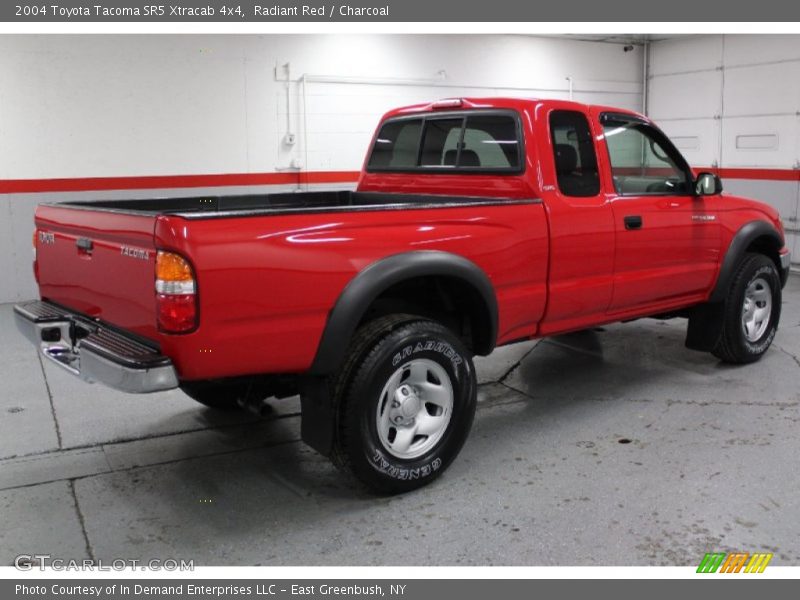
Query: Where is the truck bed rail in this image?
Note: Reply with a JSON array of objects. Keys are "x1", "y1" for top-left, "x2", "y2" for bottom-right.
[{"x1": 45, "y1": 191, "x2": 539, "y2": 220}]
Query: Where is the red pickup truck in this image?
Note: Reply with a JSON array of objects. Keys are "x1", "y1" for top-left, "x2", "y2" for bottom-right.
[{"x1": 15, "y1": 97, "x2": 792, "y2": 493}]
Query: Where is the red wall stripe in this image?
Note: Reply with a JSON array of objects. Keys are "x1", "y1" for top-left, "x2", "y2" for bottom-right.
[
  {"x1": 0, "y1": 171, "x2": 362, "y2": 194},
  {"x1": 0, "y1": 167, "x2": 797, "y2": 195},
  {"x1": 709, "y1": 167, "x2": 799, "y2": 182}
]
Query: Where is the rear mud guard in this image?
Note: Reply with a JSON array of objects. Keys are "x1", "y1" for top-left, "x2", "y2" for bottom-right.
[
  {"x1": 685, "y1": 302, "x2": 726, "y2": 352},
  {"x1": 298, "y1": 376, "x2": 335, "y2": 457}
]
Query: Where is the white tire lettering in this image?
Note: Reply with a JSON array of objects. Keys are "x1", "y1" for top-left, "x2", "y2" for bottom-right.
[{"x1": 371, "y1": 449, "x2": 442, "y2": 480}]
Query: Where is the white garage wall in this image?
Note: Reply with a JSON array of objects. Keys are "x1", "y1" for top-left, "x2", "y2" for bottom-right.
[
  {"x1": 0, "y1": 34, "x2": 643, "y2": 179},
  {"x1": 647, "y1": 34, "x2": 800, "y2": 264},
  {"x1": 0, "y1": 34, "x2": 643, "y2": 303}
]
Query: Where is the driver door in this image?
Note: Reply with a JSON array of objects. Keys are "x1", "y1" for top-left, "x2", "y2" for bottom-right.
[{"x1": 597, "y1": 112, "x2": 722, "y2": 312}]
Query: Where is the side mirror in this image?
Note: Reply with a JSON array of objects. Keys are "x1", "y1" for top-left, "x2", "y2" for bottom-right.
[{"x1": 694, "y1": 172, "x2": 723, "y2": 196}]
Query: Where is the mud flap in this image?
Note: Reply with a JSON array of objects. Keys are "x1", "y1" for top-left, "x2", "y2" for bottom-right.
[
  {"x1": 298, "y1": 376, "x2": 335, "y2": 457},
  {"x1": 685, "y1": 302, "x2": 726, "y2": 352}
]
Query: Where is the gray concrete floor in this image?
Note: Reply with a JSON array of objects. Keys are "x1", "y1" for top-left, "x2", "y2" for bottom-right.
[{"x1": 2, "y1": 277, "x2": 799, "y2": 566}]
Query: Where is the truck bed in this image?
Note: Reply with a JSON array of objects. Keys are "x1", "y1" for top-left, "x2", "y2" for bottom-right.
[{"x1": 34, "y1": 190, "x2": 548, "y2": 380}]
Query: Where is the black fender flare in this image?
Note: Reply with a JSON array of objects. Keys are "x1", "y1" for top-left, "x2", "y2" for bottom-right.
[
  {"x1": 687, "y1": 220, "x2": 784, "y2": 353},
  {"x1": 708, "y1": 220, "x2": 783, "y2": 303},
  {"x1": 308, "y1": 250, "x2": 498, "y2": 376}
]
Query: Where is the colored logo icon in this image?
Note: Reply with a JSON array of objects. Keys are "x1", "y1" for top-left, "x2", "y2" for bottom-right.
[{"x1": 697, "y1": 552, "x2": 773, "y2": 573}]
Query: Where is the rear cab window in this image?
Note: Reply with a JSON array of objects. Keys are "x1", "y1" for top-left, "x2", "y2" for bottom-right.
[
  {"x1": 368, "y1": 120, "x2": 422, "y2": 169},
  {"x1": 367, "y1": 111, "x2": 523, "y2": 173}
]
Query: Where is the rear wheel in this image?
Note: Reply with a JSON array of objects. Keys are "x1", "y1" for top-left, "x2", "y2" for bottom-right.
[
  {"x1": 712, "y1": 253, "x2": 781, "y2": 364},
  {"x1": 331, "y1": 315, "x2": 477, "y2": 494}
]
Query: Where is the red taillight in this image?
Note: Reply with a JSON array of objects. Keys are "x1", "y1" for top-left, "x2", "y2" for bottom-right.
[
  {"x1": 157, "y1": 294, "x2": 197, "y2": 333},
  {"x1": 156, "y1": 251, "x2": 198, "y2": 333}
]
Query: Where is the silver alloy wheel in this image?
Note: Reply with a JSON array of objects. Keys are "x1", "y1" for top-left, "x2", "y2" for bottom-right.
[
  {"x1": 741, "y1": 276, "x2": 772, "y2": 342},
  {"x1": 375, "y1": 358, "x2": 454, "y2": 460}
]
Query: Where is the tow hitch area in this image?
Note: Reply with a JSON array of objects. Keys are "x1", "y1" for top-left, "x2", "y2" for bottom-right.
[{"x1": 13, "y1": 300, "x2": 179, "y2": 394}]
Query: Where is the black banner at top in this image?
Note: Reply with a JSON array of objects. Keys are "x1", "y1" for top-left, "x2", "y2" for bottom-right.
[{"x1": 2, "y1": 0, "x2": 799, "y2": 22}]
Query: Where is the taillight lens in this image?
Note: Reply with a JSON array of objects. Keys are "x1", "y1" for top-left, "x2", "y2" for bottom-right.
[{"x1": 156, "y1": 251, "x2": 198, "y2": 333}]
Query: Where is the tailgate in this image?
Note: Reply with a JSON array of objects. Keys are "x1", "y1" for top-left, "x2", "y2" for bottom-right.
[{"x1": 35, "y1": 204, "x2": 160, "y2": 341}]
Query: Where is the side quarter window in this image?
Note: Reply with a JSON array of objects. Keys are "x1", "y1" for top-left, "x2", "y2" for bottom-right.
[{"x1": 549, "y1": 110, "x2": 601, "y2": 197}]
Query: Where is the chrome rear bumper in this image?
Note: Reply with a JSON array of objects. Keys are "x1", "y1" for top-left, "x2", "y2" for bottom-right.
[{"x1": 14, "y1": 300, "x2": 178, "y2": 394}]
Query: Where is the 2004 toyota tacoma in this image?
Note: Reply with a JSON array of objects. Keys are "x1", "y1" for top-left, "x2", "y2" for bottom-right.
[{"x1": 15, "y1": 97, "x2": 792, "y2": 493}]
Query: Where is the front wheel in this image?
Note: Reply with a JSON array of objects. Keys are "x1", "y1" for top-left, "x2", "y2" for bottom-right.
[
  {"x1": 712, "y1": 253, "x2": 782, "y2": 364},
  {"x1": 331, "y1": 315, "x2": 477, "y2": 494}
]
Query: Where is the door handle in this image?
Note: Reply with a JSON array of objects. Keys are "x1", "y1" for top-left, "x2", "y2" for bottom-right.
[
  {"x1": 624, "y1": 215, "x2": 643, "y2": 230},
  {"x1": 76, "y1": 237, "x2": 93, "y2": 254}
]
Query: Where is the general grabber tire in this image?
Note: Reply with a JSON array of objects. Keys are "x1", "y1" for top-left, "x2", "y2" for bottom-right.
[
  {"x1": 712, "y1": 253, "x2": 782, "y2": 364},
  {"x1": 331, "y1": 314, "x2": 478, "y2": 494}
]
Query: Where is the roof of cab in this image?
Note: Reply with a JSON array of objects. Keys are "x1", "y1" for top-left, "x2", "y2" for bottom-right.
[{"x1": 381, "y1": 97, "x2": 645, "y2": 122}]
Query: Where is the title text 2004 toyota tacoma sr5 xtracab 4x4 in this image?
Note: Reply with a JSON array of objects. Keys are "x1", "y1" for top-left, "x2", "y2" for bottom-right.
[{"x1": 15, "y1": 98, "x2": 792, "y2": 493}]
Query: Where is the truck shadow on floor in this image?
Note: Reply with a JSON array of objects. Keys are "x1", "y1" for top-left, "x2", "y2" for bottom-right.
[{"x1": 154, "y1": 318, "x2": 775, "y2": 500}]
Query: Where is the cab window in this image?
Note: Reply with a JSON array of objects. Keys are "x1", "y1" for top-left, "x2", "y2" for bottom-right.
[
  {"x1": 601, "y1": 114, "x2": 691, "y2": 195},
  {"x1": 367, "y1": 119, "x2": 422, "y2": 169},
  {"x1": 367, "y1": 111, "x2": 522, "y2": 173},
  {"x1": 461, "y1": 115, "x2": 520, "y2": 168},
  {"x1": 420, "y1": 118, "x2": 464, "y2": 166},
  {"x1": 549, "y1": 110, "x2": 600, "y2": 197}
]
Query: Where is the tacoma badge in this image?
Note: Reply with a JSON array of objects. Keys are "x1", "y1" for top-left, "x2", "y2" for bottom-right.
[{"x1": 120, "y1": 246, "x2": 150, "y2": 260}]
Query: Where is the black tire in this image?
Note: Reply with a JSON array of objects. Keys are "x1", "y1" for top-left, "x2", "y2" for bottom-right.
[
  {"x1": 712, "y1": 253, "x2": 782, "y2": 364},
  {"x1": 179, "y1": 380, "x2": 252, "y2": 410},
  {"x1": 331, "y1": 314, "x2": 477, "y2": 494}
]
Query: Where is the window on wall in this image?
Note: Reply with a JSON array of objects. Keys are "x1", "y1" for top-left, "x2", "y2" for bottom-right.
[
  {"x1": 366, "y1": 112, "x2": 521, "y2": 172},
  {"x1": 549, "y1": 110, "x2": 601, "y2": 197},
  {"x1": 601, "y1": 114, "x2": 692, "y2": 195}
]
